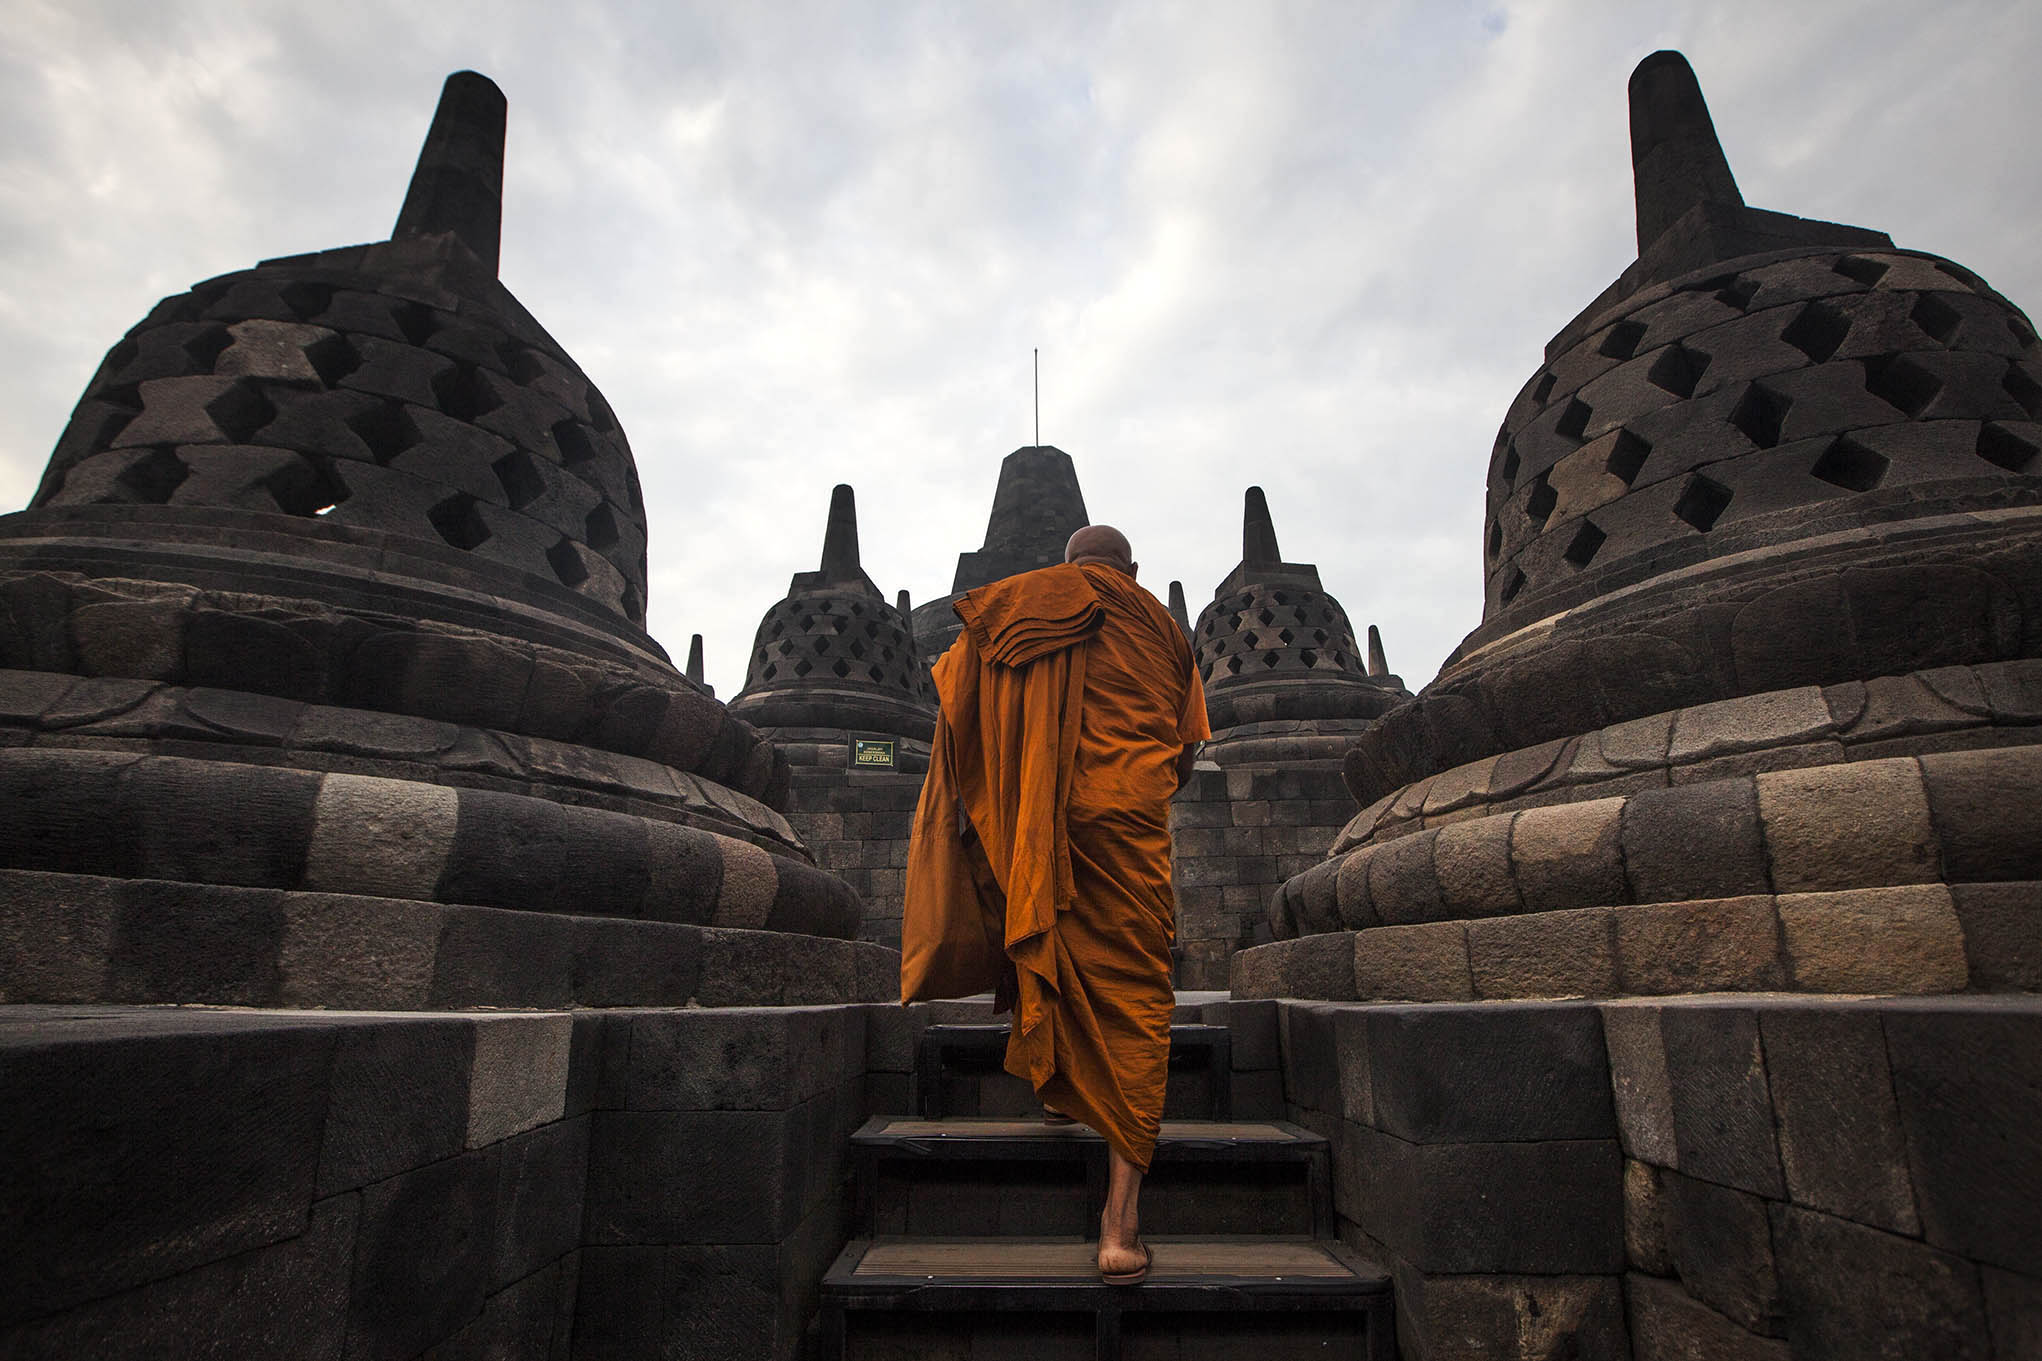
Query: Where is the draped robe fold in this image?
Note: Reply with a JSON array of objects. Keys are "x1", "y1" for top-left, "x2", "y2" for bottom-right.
[{"x1": 900, "y1": 561, "x2": 1210, "y2": 1171}]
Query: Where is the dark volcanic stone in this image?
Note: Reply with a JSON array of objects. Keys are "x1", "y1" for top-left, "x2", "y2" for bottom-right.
[
  {"x1": 1372, "y1": 1132, "x2": 1624, "y2": 1273},
  {"x1": 0, "y1": 1018, "x2": 334, "y2": 1325},
  {"x1": 1921, "y1": 747, "x2": 2042, "y2": 882},
  {"x1": 346, "y1": 1146, "x2": 502, "y2": 1361},
  {"x1": 1661, "y1": 1005, "x2": 1784, "y2": 1197},
  {"x1": 316, "y1": 1017, "x2": 475, "y2": 1195},
  {"x1": 1661, "y1": 1170, "x2": 1784, "y2": 1335},
  {"x1": 1622, "y1": 777, "x2": 1769, "y2": 902},
  {"x1": 1365, "y1": 1001, "x2": 1615, "y2": 1143},
  {"x1": 1771, "y1": 1204, "x2": 1991, "y2": 1361},
  {"x1": 106, "y1": 880, "x2": 287, "y2": 1005},
  {"x1": 491, "y1": 1117, "x2": 588, "y2": 1290},
  {"x1": 1278, "y1": 1002, "x2": 1341, "y2": 1116},
  {"x1": 120, "y1": 757, "x2": 319, "y2": 890},
  {"x1": 428, "y1": 904, "x2": 574, "y2": 1008},
  {"x1": 0, "y1": 748, "x2": 141, "y2": 876},
  {"x1": 1949, "y1": 883, "x2": 2042, "y2": 991},
  {"x1": 583, "y1": 1107, "x2": 810, "y2": 1246},
  {"x1": 1757, "y1": 1005, "x2": 1918, "y2": 1235},
  {"x1": 571, "y1": 916, "x2": 702, "y2": 1006},
  {"x1": 184, "y1": 608, "x2": 327, "y2": 699}
]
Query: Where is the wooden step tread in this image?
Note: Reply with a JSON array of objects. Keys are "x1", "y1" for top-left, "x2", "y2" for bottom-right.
[
  {"x1": 862, "y1": 1116, "x2": 1308, "y2": 1142},
  {"x1": 850, "y1": 1236, "x2": 1362, "y2": 1282}
]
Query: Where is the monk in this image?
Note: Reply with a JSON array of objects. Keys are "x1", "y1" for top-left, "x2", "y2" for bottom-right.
[{"x1": 901, "y1": 524, "x2": 1209, "y2": 1285}]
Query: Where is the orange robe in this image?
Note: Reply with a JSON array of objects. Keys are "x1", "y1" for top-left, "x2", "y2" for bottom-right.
[{"x1": 900, "y1": 561, "x2": 1210, "y2": 1170}]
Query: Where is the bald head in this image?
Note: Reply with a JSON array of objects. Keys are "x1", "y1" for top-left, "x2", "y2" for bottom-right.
[{"x1": 1065, "y1": 524, "x2": 1136, "y2": 578}]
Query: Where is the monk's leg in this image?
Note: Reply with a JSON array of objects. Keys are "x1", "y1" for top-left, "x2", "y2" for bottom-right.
[{"x1": 1098, "y1": 1145, "x2": 1145, "y2": 1275}]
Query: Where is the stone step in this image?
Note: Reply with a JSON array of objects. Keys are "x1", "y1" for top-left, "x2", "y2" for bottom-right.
[
  {"x1": 852, "y1": 1117, "x2": 1330, "y2": 1239},
  {"x1": 917, "y1": 1023, "x2": 1232, "y2": 1120},
  {"x1": 820, "y1": 1235, "x2": 1395, "y2": 1361}
]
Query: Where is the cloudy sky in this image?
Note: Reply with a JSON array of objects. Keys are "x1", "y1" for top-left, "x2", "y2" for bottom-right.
[{"x1": 3, "y1": 0, "x2": 2038, "y2": 699}]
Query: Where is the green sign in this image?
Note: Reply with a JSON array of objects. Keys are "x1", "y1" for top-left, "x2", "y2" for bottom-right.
[{"x1": 852, "y1": 739, "x2": 896, "y2": 769}]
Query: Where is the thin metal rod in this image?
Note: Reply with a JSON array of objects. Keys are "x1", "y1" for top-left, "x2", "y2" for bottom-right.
[{"x1": 1034, "y1": 348, "x2": 1039, "y2": 447}]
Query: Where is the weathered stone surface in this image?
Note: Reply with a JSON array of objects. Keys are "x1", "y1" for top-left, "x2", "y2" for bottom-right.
[
  {"x1": 1352, "y1": 922, "x2": 1470, "y2": 1002},
  {"x1": 1660, "y1": 1004, "x2": 1784, "y2": 1198},
  {"x1": 1395, "y1": 1270, "x2": 1630, "y2": 1361},
  {"x1": 1365, "y1": 828, "x2": 1446, "y2": 924},
  {"x1": 714, "y1": 835, "x2": 778, "y2": 930},
  {"x1": 1949, "y1": 882, "x2": 2042, "y2": 991},
  {"x1": 1614, "y1": 897, "x2": 1786, "y2": 994},
  {"x1": 0, "y1": 749, "x2": 141, "y2": 878},
  {"x1": 428, "y1": 904, "x2": 574, "y2": 1008},
  {"x1": 316, "y1": 1017, "x2": 473, "y2": 1195},
  {"x1": 1230, "y1": 932, "x2": 1357, "y2": 1001},
  {"x1": 1372, "y1": 1133, "x2": 1624, "y2": 1273},
  {"x1": 1625, "y1": 1160, "x2": 1674, "y2": 1276},
  {"x1": 1883, "y1": 1002, "x2": 2042, "y2": 1276},
  {"x1": 1757, "y1": 1004, "x2": 1918, "y2": 1235},
  {"x1": 625, "y1": 1007, "x2": 857, "y2": 1112},
  {"x1": 1468, "y1": 906, "x2": 1617, "y2": 999},
  {"x1": 1662, "y1": 1170, "x2": 1784, "y2": 1335},
  {"x1": 347, "y1": 1146, "x2": 502, "y2": 1361},
  {"x1": 1365, "y1": 1001, "x2": 1614, "y2": 1143},
  {"x1": 1982, "y1": 1267, "x2": 2042, "y2": 1361},
  {"x1": 1622, "y1": 777, "x2": 1769, "y2": 902},
  {"x1": 1921, "y1": 745, "x2": 2042, "y2": 882},
  {"x1": 467, "y1": 1014, "x2": 572, "y2": 1148},
  {"x1": 571, "y1": 915, "x2": 702, "y2": 1006},
  {"x1": 1626, "y1": 1273, "x2": 1791, "y2": 1361},
  {"x1": 277, "y1": 893, "x2": 439, "y2": 1009},
  {"x1": 1776, "y1": 885, "x2": 1967, "y2": 993},
  {"x1": 106, "y1": 880, "x2": 287, "y2": 1006},
  {"x1": 490, "y1": 1117, "x2": 588, "y2": 1289},
  {"x1": 1513, "y1": 797, "x2": 1627, "y2": 911},
  {"x1": 301, "y1": 772, "x2": 459, "y2": 901},
  {"x1": 1278, "y1": 1002, "x2": 1342, "y2": 1116},
  {"x1": 1333, "y1": 846, "x2": 1377, "y2": 929},
  {"x1": 1431, "y1": 813, "x2": 1520, "y2": 918},
  {"x1": 1667, "y1": 688, "x2": 1833, "y2": 765},
  {"x1": 1755, "y1": 757, "x2": 1936, "y2": 892},
  {"x1": 1771, "y1": 1205, "x2": 1992, "y2": 1361},
  {"x1": 0, "y1": 870, "x2": 119, "y2": 1003},
  {"x1": 1602, "y1": 1003, "x2": 1677, "y2": 1165}
]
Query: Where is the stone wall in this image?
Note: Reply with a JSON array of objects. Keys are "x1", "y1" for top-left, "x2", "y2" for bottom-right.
[
  {"x1": 1264, "y1": 993, "x2": 2042, "y2": 1361},
  {"x1": 1170, "y1": 767, "x2": 1354, "y2": 989},
  {"x1": 781, "y1": 767, "x2": 923, "y2": 951}
]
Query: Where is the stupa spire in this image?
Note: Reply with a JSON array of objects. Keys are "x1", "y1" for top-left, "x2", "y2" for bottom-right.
[
  {"x1": 394, "y1": 71, "x2": 507, "y2": 274},
  {"x1": 1168, "y1": 581, "x2": 1192, "y2": 639},
  {"x1": 1629, "y1": 51, "x2": 1744, "y2": 254},
  {"x1": 1244, "y1": 486, "x2": 1282, "y2": 564},
  {"x1": 819, "y1": 484, "x2": 862, "y2": 582},
  {"x1": 1367, "y1": 625, "x2": 1389, "y2": 678}
]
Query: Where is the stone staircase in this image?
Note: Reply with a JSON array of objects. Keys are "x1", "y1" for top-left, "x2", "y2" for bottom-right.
[{"x1": 818, "y1": 1019, "x2": 1395, "y2": 1359}]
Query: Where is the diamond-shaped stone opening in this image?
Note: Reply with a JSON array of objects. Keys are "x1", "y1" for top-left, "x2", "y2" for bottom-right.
[
  {"x1": 1532, "y1": 373, "x2": 1555, "y2": 405},
  {"x1": 868, "y1": 665, "x2": 886, "y2": 683},
  {"x1": 268, "y1": 455, "x2": 351, "y2": 517},
  {"x1": 1715, "y1": 277, "x2": 1760, "y2": 311},
  {"x1": 1834, "y1": 255, "x2": 1891, "y2": 288},
  {"x1": 1271, "y1": 591, "x2": 1290, "y2": 605},
  {"x1": 1599, "y1": 321, "x2": 1647, "y2": 361},
  {"x1": 1934, "y1": 260, "x2": 1986, "y2": 291},
  {"x1": 1978, "y1": 422, "x2": 2040, "y2": 474},
  {"x1": 1606, "y1": 429, "x2": 1651, "y2": 485},
  {"x1": 1864, "y1": 355, "x2": 1943, "y2": 418},
  {"x1": 504, "y1": 345, "x2": 549, "y2": 385},
  {"x1": 346, "y1": 402, "x2": 420, "y2": 464},
  {"x1": 1781, "y1": 300, "x2": 1851, "y2": 364},
  {"x1": 304, "y1": 334, "x2": 360, "y2": 387},
  {"x1": 391, "y1": 300, "x2": 440, "y2": 347},
  {"x1": 848, "y1": 640, "x2": 867, "y2": 660},
  {"x1": 1910, "y1": 295, "x2": 1963, "y2": 346},
  {"x1": 586, "y1": 503, "x2": 620, "y2": 551},
  {"x1": 793, "y1": 659, "x2": 812, "y2": 678},
  {"x1": 1562, "y1": 520, "x2": 1606, "y2": 569},
  {"x1": 620, "y1": 580, "x2": 644, "y2": 624},
  {"x1": 1498, "y1": 566, "x2": 1525, "y2": 606},
  {"x1": 555, "y1": 420, "x2": 598, "y2": 466},
  {"x1": 2007, "y1": 315, "x2": 2038, "y2": 350},
  {"x1": 432, "y1": 363, "x2": 501, "y2": 423},
  {"x1": 114, "y1": 447, "x2": 189, "y2": 504},
  {"x1": 832, "y1": 659, "x2": 851, "y2": 678},
  {"x1": 2003, "y1": 363, "x2": 2042, "y2": 420},
  {"x1": 587, "y1": 390, "x2": 618, "y2": 434},
  {"x1": 1225, "y1": 656, "x2": 1243, "y2": 676},
  {"x1": 760, "y1": 662, "x2": 778, "y2": 682},
  {"x1": 183, "y1": 326, "x2": 234, "y2": 370},
  {"x1": 196, "y1": 381, "x2": 272, "y2": 445},
  {"x1": 493, "y1": 449, "x2": 546, "y2": 510},
  {"x1": 1555, "y1": 398, "x2": 1592, "y2": 441},
  {"x1": 427, "y1": 493, "x2": 491, "y2": 550},
  {"x1": 1486, "y1": 521, "x2": 1502, "y2": 560},
  {"x1": 1810, "y1": 436, "x2": 1890, "y2": 493},
  {"x1": 1673, "y1": 474, "x2": 1732, "y2": 532},
  {"x1": 1299, "y1": 649, "x2": 1318, "y2": 668},
  {"x1": 1730, "y1": 383, "x2": 1791, "y2": 449},
  {"x1": 1526, "y1": 472, "x2": 1557, "y2": 527},
  {"x1": 1646, "y1": 343, "x2": 1710, "y2": 399},
  {"x1": 1260, "y1": 651, "x2": 1280, "y2": 669},
  {"x1": 278, "y1": 281, "x2": 333, "y2": 322},
  {"x1": 1500, "y1": 444, "x2": 1520, "y2": 486},
  {"x1": 546, "y1": 537, "x2": 589, "y2": 588},
  {"x1": 625, "y1": 466, "x2": 644, "y2": 515},
  {"x1": 1277, "y1": 628, "x2": 1294, "y2": 645}
]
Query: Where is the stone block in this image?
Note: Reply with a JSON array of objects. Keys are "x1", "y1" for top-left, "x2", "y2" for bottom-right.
[
  {"x1": 184, "y1": 609, "x2": 327, "y2": 700},
  {"x1": 1667, "y1": 688, "x2": 1834, "y2": 765},
  {"x1": 1365, "y1": 829, "x2": 1445, "y2": 924},
  {"x1": 1228, "y1": 932, "x2": 1356, "y2": 1001},
  {"x1": 640, "y1": 822, "x2": 723, "y2": 925},
  {"x1": 1950, "y1": 882, "x2": 2042, "y2": 991},
  {"x1": 1277, "y1": 1002, "x2": 1342, "y2": 1115},
  {"x1": 346, "y1": 1146, "x2": 501, "y2": 1361},
  {"x1": 491, "y1": 1117, "x2": 588, "y2": 1289},
  {"x1": 468, "y1": 1015, "x2": 573, "y2": 1148},
  {"x1": 301, "y1": 772, "x2": 458, "y2": 901},
  {"x1": 1513, "y1": 797, "x2": 1627, "y2": 912},
  {"x1": 1431, "y1": 812, "x2": 1520, "y2": 918},
  {"x1": 0, "y1": 870, "x2": 118, "y2": 1003},
  {"x1": 0, "y1": 749, "x2": 141, "y2": 878},
  {"x1": 1224, "y1": 997, "x2": 1279, "y2": 1070},
  {"x1": 428, "y1": 905, "x2": 574, "y2": 1008},
  {"x1": 1622, "y1": 777, "x2": 1769, "y2": 903},
  {"x1": 569, "y1": 1245, "x2": 665, "y2": 1360},
  {"x1": 1614, "y1": 897, "x2": 1786, "y2": 994},
  {"x1": 692, "y1": 928, "x2": 864, "y2": 1006},
  {"x1": 316, "y1": 1017, "x2": 473, "y2": 1195},
  {"x1": 277, "y1": 892, "x2": 439, "y2": 1009},
  {"x1": 1372, "y1": 1133, "x2": 1624, "y2": 1273},
  {"x1": 1771, "y1": 1205, "x2": 1992, "y2": 1361},
  {"x1": 626, "y1": 1006, "x2": 857, "y2": 1111},
  {"x1": 583, "y1": 1104, "x2": 814, "y2": 1245},
  {"x1": 1755, "y1": 757, "x2": 1936, "y2": 892},
  {"x1": 1626, "y1": 1159, "x2": 1674, "y2": 1276},
  {"x1": 106, "y1": 880, "x2": 287, "y2": 1006},
  {"x1": 1353, "y1": 922, "x2": 1471, "y2": 1002},
  {"x1": 1330, "y1": 1008, "x2": 1373, "y2": 1125},
  {"x1": 70, "y1": 599, "x2": 188, "y2": 680},
  {"x1": 180, "y1": 686, "x2": 302, "y2": 745},
  {"x1": 571, "y1": 916, "x2": 702, "y2": 1005},
  {"x1": 120, "y1": 757, "x2": 319, "y2": 890},
  {"x1": 714, "y1": 836, "x2": 778, "y2": 930},
  {"x1": 1662, "y1": 1170, "x2": 1784, "y2": 1335},
  {"x1": 1332, "y1": 847, "x2": 1376, "y2": 929},
  {"x1": 1983, "y1": 1267, "x2": 2042, "y2": 1361},
  {"x1": 1661, "y1": 1005, "x2": 1785, "y2": 1198},
  {"x1": 1777, "y1": 885, "x2": 1967, "y2": 993},
  {"x1": 1757, "y1": 1004, "x2": 1918, "y2": 1234},
  {"x1": 1468, "y1": 906, "x2": 1618, "y2": 999},
  {"x1": 1883, "y1": 1002, "x2": 2042, "y2": 1275},
  {"x1": 1625, "y1": 1273, "x2": 1791, "y2": 1361},
  {"x1": 0, "y1": 1018, "x2": 333, "y2": 1325},
  {"x1": 1365, "y1": 1000, "x2": 1614, "y2": 1143},
  {"x1": 1286, "y1": 857, "x2": 1341, "y2": 934},
  {"x1": 1394, "y1": 1269, "x2": 1629, "y2": 1361},
  {"x1": 1921, "y1": 745, "x2": 2042, "y2": 882},
  {"x1": 0, "y1": 1192, "x2": 357, "y2": 1361},
  {"x1": 1602, "y1": 1003, "x2": 1677, "y2": 1165}
]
